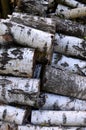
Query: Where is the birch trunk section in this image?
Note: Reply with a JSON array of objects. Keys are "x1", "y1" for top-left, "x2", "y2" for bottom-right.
[
  {"x1": 0, "y1": 105, "x2": 26, "y2": 125},
  {"x1": 0, "y1": 76, "x2": 41, "y2": 107},
  {"x1": 0, "y1": 48, "x2": 35, "y2": 77},
  {"x1": 41, "y1": 93, "x2": 86, "y2": 110},
  {"x1": 9, "y1": 12, "x2": 56, "y2": 34},
  {"x1": 0, "y1": 21, "x2": 54, "y2": 61},
  {"x1": 55, "y1": 18, "x2": 86, "y2": 38},
  {"x1": 57, "y1": 7, "x2": 86, "y2": 19},
  {"x1": 56, "y1": 0, "x2": 85, "y2": 8},
  {"x1": 31, "y1": 110, "x2": 86, "y2": 126},
  {"x1": 0, "y1": 122, "x2": 16, "y2": 130},
  {"x1": 52, "y1": 53, "x2": 86, "y2": 76},
  {"x1": 54, "y1": 34, "x2": 86, "y2": 60},
  {"x1": 56, "y1": 4, "x2": 70, "y2": 15},
  {"x1": 42, "y1": 66, "x2": 86, "y2": 100}
]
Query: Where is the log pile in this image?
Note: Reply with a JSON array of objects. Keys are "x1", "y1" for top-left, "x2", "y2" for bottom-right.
[{"x1": 1, "y1": 0, "x2": 86, "y2": 130}]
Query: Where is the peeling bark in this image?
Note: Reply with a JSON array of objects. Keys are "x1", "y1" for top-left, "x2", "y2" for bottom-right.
[
  {"x1": 52, "y1": 53, "x2": 86, "y2": 76},
  {"x1": 0, "y1": 105, "x2": 27, "y2": 125},
  {"x1": 41, "y1": 93, "x2": 86, "y2": 110},
  {"x1": 0, "y1": 76, "x2": 42, "y2": 107},
  {"x1": 42, "y1": 66, "x2": 86, "y2": 100},
  {"x1": 54, "y1": 34, "x2": 86, "y2": 60},
  {"x1": 31, "y1": 110, "x2": 86, "y2": 126},
  {"x1": 0, "y1": 48, "x2": 35, "y2": 77},
  {"x1": 55, "y1": 18, "x2": 86, "y2": 38},
  {"x1": 9, "y1": 12, "x2": 56, "y2": 34}
]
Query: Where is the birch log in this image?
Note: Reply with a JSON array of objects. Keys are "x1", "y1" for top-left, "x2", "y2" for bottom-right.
[
  {"x1": 54, "y1": 34, "x2": 86, "y2": 60},
  {"x1": 57, "y1": 7, "x2": 86, "y2": 19},
  {"x1": 9, "y1": 12, "x2": 56, "y2": 33},
  {"x1": 17, "y1": 0, "x2": 48, "y2": 16},
  {"x1": 18, "y1": 124, "x2": 62, "y2": 130},
  {"x1": 55, "y1": 18, "x2": 86, "y2": 38},
  {"x1": 0, "y1": 122, "x2": 16, "y2": 130},
  {"x1": 52, "y1": 53, "x2": 86, "y2": 76},
  {"x1": 0, "y1": 105, "x2": 27, "y2": 125},
  {"x1": 41, "y1": 93, "x2": 86, "y2": 110},
  {"x1": 0, "y1": 22, "x2": 9, "y2": 35},
  {"x1": 18, "y1": 125, "x2": 86, "y2": 130},
  {"x1": 31, "y1": 110, "x2": 86, "y2": 126},
  {"x1": 42, "y1": 66, "x2": 86, "y2": 100},
  {"x1": 56, "y1": 0, "x2": 85, "y2": 8},
  {"x1": 0, "y1": 76, "x2": 42, "y2": 107},
  {"x1": 1, "y1": 21, "x2": 54, "y2": 61},
  {"x1": 56, "y1": 4, "x2": 70, "y2": 15},
  {"x1": 0, "y1": 48, "x2": 35, "y2": 77},
  {"x1": 76, "y1": 0, "x2": 86, "y2": 4}
]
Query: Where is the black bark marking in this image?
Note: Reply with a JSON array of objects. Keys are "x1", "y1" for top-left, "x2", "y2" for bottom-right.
[
  {"x1": 11, "y1": 48, "x2": 23, "y2": 60},
  {"x1": 63, "y1": 113, "x2": 67, "y2": 124},
  {"x1": 61, "y1": 62, "x2": 69, "y2": 67},
  {"x1": 27, "y1": 29, "x2": 31, "y2": 35},
  {"x1": 2, "y1": 109, "x2": 7, "y2": 119}
]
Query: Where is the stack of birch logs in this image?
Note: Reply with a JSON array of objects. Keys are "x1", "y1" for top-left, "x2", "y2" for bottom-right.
[{"x1": 1, "y1": 0, "x2": 86, "y2": 129}]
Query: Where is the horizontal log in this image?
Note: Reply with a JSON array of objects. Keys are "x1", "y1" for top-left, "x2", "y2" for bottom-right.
[
  {"x1": 31, "y1": 110, "x2": 86, "y2": 126},
  {"x1": 54, "y1": 33, "x2": 86, "y2": 60},
  {"x1": 8, "y1": 12, "x2": 56, "y2": 34},
  {"x1": 55, "y1": 17, "x2": 86, "y2": 38},
  {"x1": 0, "y1": 20, "x2": 54, "y2": 61},
  {"x1": 56, "y1": 0, "x2": 85, "y2": 8},
  {"x1": 17, "y1": 0, "x2": 48, "y2": 16},
  {"x1": 0, "y1": 47, "x2": 35, "y2": 77},
  {"x1": 57, "y1": 7, "x2": 86, "y2": 19},
  {"x1": 41, "y1": 93, "x2": 86, "y2": 110},
  {"x1": 42, "y1": 66, "x2": 86, "y2": 100},
  {"x1": 52, "y1": 53, "x2": 86, "y2": 76},
  {"x1": 0, "y1": 105, "x2": 27, "y2": 125},
  {"x1": 0, "y1": 76, "x2": 42, "y2": 107}
]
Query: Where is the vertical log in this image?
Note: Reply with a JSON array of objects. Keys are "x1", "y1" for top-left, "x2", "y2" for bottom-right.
[
  {"x1": 31, "y1": 110, "x2": 86, "y2": 126},
  {"x1": 0, "y1": 48, "x2": 36, "y2": 77},
  {"x1": 42, "y1": 66, "x2": 86, "y2": 100},
  {"x1": 41, "y1": 93, "x2": 86, "y2": 110}
]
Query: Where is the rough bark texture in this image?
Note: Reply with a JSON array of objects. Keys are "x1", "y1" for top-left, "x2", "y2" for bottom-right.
[
  {"x1": 0, "y1": 105, "x2": 27, "y2": 125},
  {"x1": 1, "y1": 21, "x2": 54, "y2": 61},
  {"x1": 42, "y1": 66, "x2": 86, "y2": 100},
  {"x1": 56, "y1": 0, "x2": 85, "y2": 8},
  {"x1": 31, "y1": 110, "x2": 86, "y2": 126},
  {"x1": 57, "y1": 7, "x2": 86, "y2": 19},
  {"x1": 52, "y1": 53, "x2": 86, "y2": 76},
  {"x1": 54, "y1": 34, "x2": 86, "y2": 60},
  {"x1": 41, "y1": 93, "x2": 86, "y2": 110},
  {"x1": 0, "y1": 122, "x2": 17, "y2": 130},
  {"x1": 0, "y1": 48, "x2": 35, "y2": 77},
  {"x1": 0, "y1": 76, "x2": 41, "y2": 107},
  {"x1": 9, "y1": 12, "x2": 56, "y2": 34},
  {"x1": 55, "y1": 17, "x2": 86, "y2": 38},
  {"x1": 16, "y1": 0, "x2": 48, "y2": 16}
]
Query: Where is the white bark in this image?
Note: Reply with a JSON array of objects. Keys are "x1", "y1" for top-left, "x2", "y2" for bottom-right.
[
  {"x1": 52, "y1": 53, "x2": 86, "y2": 76},
  {"x1": 0, "y1": 22, "x2": 9, "y2": 35},
  {"x1": 56, "y1": 4, "x2": 70, "y2": 14},
  {"x1": 54, "y1": 33, "x2": 86, "y2": 59},
  {"x1": 18, "y1": 124, "x2": 62, "y2": 130},
  {"x1": 1, "y1": 21, "x2": 54, "y2": 60},
  {"x1": 41, "y1": 93, "x2": 86, "y2": 110},
  {"x1": 43, "y1": 66, "x2": 86, "y2": 100},
  {"x1": 31, "y1": 110, "x2": 86, "y2": 126},
  {"x1": 56, "y1": 0, "x2": 85, "y2": 8},
  {"x1": 0, "y1": 105, "x2": 26, "y2": 125},
  {"x1": 18, "y1": 125, "x2": 86, "y2": 130},
  {"x1": 0, "y1": 122, "x2": 16, "y2": 130},
  {"x1": 8, "y1": 12, "x2": 56, "y2": 33},
  {"x1": 0, "y1": 48, "x2": 35, "y2": 77},
  {"x1": 0, "y1": 76, "x2": 40, "y2": 106},
  {"x1": 58, "y1": 7, "x2": 86, "y2": 19}
]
